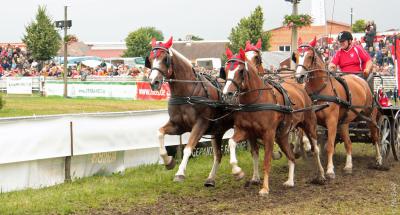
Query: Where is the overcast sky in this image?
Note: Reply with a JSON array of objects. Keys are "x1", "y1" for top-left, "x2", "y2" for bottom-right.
[{"x1": 2, "y1": 0, "x2": 399, "y2": 42}]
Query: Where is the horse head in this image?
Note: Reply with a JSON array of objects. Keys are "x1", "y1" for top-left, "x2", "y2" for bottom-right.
[
  {"x1": 292, "y1": 36, "x2": 322, "y2": 83},
  {"x1": 146, "y1": 37, "x2": 173, "y2": 91},
  {"x1": 222, "y1": 48, "x2": 250, "y2": 101},
  {"x1": 245, "y1": 39, "x2": 263, "y2": 69}
]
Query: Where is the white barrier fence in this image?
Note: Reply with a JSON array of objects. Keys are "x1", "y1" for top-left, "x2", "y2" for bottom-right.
[{"x1": 0, "y1": 110, "x2": 233, "y2": 193}]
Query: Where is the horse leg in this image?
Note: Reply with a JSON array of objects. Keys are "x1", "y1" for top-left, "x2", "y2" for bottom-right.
[
  {"x1": 204, "y1": 134, "x2": 223, "y2": 187},
  {"x1": 174, "y1": 121, "x2": 208, "y2": 182},
  {"x1": 228, "y1": 134, "x2": 247, "y2": 180},
  {"x1": 276, "y1": 133, "x2": 296, "y2": 187},
  {"x1": 339, "y1": 124, "x2": 353, "y2": 174},
  {"x1": 158, "y1": 121, "x2": 180, "y2": 170},
  {"x1": 325, "y1": 116, "x2": 339, "y2": 179},
  {"x1": 248, "y1": 138, "x2": 261, "y2": 185},
  {"x1": 259, "y1": 130, "x2": 275, "y2": 196},
  {"x1": 302, "y1": 120, "x2": 326, "y2": 183},
  {"x1": 370, "y1": 110, "x2": 383, "y2": 166}
]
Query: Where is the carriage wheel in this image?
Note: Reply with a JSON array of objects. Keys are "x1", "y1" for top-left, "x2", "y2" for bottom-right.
[
  {"x1": 392, "y1": 114, "x2": 400, "y2": 161},
  {"x1": 378, "y1": 116, "x2": 391, "y2": 160}
]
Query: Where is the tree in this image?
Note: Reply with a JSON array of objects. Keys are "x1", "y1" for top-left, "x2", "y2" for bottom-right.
[
  {"x1": 352, "y1": 19, "x2": 366, "y2": 33},
  {"x1": 191, "y1": 35, "x2": 204, "y2": 41},
  {"x1": 228, "y1": 6, "x2": 271, "y2": 53},
  {"x1": 124, "y1": 27, "x2": 164, "y2": 57},
  {"x1": 22, "y1": 5, "x2": 61, "y2": 62}
]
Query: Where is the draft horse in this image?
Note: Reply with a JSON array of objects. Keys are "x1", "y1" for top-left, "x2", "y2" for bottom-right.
[
  {"x1": 223, "y1": 48, "x2": 325, "y2": 196},
  {"x1": 293, "y1": 37, "x2": 381, "y2": 179},
  {"x1": 244, "y1": 39, "x2": 312, "y2": 156},
  {"x1": 146, "y1": 37, "x2": 234, "y2": 187}
]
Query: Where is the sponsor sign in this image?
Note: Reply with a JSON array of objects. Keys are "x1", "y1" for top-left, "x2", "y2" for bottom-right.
[
  {"x1": 45, "y1": 81, "x2": 137, "y2": 99},
  {"x1": 136, "y1": 82, "x2": 171, "y2": 100},
  {"x1": 6, "y1": 77, "x2": 33, "y2": 94}
]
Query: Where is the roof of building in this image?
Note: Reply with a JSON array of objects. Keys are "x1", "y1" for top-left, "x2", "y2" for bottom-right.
[
  {"x1": 171, "y1": 40, "x2": 229, "y2": 61},
  {"x1": 261, "y1": 51, "x2": 291, "y2": 68},
  {"x1": 267, "y1": 20, "x2": 350, "y2": 32}
]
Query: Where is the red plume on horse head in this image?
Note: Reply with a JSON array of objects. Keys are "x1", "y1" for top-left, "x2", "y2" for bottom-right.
[
  {"x1": 239, "y1": 48, "x2": 246, "y2": 61},
  {"x1": 309, "y1": 36, "x2": 317, "y2": 47},
  {"x1": 245, "y1": 39, "x2": 262, "y2": 52},
  {"x1": 163, "y1": 37, "x2": 173, "y2": 49},
  {"x1": 151, "y1": 37, "x2": 173, "y2": 49},
  {"x1": 226, "y1": 48, "x2": 233, "y2": 59}
]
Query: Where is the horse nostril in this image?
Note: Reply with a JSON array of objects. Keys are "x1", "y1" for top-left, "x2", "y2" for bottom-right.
[{"x1": 227, "y1": 92, "x2": 234, "y2": 97}]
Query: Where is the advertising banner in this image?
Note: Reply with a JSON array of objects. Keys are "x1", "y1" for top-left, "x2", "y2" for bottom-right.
[
  {"x1": 45, "y1": 80, "x2": 137, "y2": 99},
  {"x1": 136, "y1": 82, "x2": 170, "y2": 100},
  {"x1": 6, "y1": 77, "x2": 33, "y2": 94}
]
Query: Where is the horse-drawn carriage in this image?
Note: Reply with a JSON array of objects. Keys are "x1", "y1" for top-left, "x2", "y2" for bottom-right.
[{"x1": 146, "y1": 36, "x2": 400, "y2": 196}]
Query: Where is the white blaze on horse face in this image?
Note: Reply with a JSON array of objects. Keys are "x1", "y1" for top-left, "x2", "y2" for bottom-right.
[
  {"x1": 245, "y1": 51, "x2": 256, "y2": 63},
  {"x1": 223, "y1": 67, "x2": 239, "y2": 94},
  {"x1": 149, "y1": 58, "x2": 161, "y2": 82},
  {"x1": 296, "y1": 52, "x2": 307, "y2": 77}
]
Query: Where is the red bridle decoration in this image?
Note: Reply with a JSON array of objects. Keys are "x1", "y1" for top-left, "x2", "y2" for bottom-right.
[
  {"x1": 225, "y1": 48, "x2": 246, "y2": 70},
  {"x1": 245, "y1": 38, "x2": 262, "y2": 52},
  {"x1": 150, "y1": 37, "x2": 173, "y2": 58}
]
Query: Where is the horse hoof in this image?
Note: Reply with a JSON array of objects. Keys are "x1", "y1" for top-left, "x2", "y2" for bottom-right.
[
  {"x1": 204, "y1": 179, "x2": 215, "y2": 187},
  {"x1": 259, "y1": 188, "x2": 269, "y2": 196},
  {"x1": 233, "y1": 171, "x2": 245, "y2": 180},
  {"x1": 173, "y1": 175, "x2": 185, "y2": 182},
  {"x1": 294, "y1": 152, "x2": 302, "y2": 159},
  {"x1": 326, "y1": 172, "x2": 335, "y2": 180},
  {"x1": 343, "y1": 168, "x2": 352, "y2": 175},
  {"x1": 272, "y1": 151, "x2": 282, "y2": 160},
  {"x1": 306, "y1": 151, "x2": 314, "y2": 158},
  {"x1": 310, "y1": 176, "x2": 326, "y2": 185},
  {"x1": 283, "y1": 181, "x2": 294, "y2": 187},
  {"x1": 249, "y1": 179, "x2": 261, "y2": 186},
  {"x1": 165, "y1": 158, "x2": 176, "y2": 170}
]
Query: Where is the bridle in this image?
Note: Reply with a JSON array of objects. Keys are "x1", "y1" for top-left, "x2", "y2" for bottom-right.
[
  {"x1": 148, "y1": 47, "x2": 173, "y2": 80},
  {"x1": 295, "y1": 44, "x2": 327, "y2": 83},
  {"x1": 225, "y1": 58, "x2": 248, "y2": 95}
]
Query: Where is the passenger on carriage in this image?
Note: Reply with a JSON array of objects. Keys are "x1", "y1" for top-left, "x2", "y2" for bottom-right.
[{"x1": 328, "y1": 31, "x2": 373, "y2": 79}]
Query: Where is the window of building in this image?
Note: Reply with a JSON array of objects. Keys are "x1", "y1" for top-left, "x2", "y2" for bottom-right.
[{"x1": 279, "y1": 45, "x2": 291, "y2": 52}]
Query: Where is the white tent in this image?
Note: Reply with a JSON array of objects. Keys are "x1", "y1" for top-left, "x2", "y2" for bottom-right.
[{"x1": 81, "y1": 60, "x2": 113, "y2": 69}]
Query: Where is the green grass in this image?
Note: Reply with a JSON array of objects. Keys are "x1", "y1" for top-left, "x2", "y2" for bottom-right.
[
  {"x1": 0, "y1": 144, "x2": 399, "y2": 214},
  {"x1": 0, "y1": 150, "x2": 270, "y2": 214},
  {"x1": 0, "y1": 94, "x2": 167, "y2": 117}
]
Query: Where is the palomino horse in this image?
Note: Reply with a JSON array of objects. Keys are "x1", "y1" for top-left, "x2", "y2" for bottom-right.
[
  {"x1": 223, "y1": 48, "x2": 325, "y2": 196},
  {"x1": 147, "y1": 37, "x2": 235, "y2": 187},
  {"x1": 293, "y1": 37, "x2": 381, "y2": 179}
]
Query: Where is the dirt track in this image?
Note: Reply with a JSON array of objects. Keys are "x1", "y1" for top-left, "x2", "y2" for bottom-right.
[{"x1": 94, "y1": 144, "x2": 400, "y2": 215}]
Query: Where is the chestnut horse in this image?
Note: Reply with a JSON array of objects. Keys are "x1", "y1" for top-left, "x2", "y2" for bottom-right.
[
  {"x1": 244, "y1": 39, "x2": 312, "y2": 156},
  {"x1": 293, "y1": 37, "x2": 381, "y2": 179},
  {"x1": 147, "y1": 37, "x2": 237, "y2": 187},
  {"x1": 223, "y1": 48, "x2": 325, "y2": 196}
]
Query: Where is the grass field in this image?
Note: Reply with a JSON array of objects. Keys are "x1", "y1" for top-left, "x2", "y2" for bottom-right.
[
  {"x1": 0, "y1": 94, "x2": 167, "y2": 117},
  {"x1": 0, "y1": 143, "x2": 399, "y2": 214}
]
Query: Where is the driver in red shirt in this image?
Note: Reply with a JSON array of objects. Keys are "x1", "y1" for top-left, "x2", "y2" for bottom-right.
[{"x1": 328, "y1": 31, "x2": 373, "y2": 78}]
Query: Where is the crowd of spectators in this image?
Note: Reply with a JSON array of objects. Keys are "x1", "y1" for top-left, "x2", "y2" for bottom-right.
[
  {"x1": 0, "y1": 44, "x2": 147, "y2": 80},
  {"x1": 314, "y1": 21, "x2": 396, "y2": 76}
]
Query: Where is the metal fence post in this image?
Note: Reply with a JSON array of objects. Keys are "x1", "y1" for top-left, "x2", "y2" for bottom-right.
[{"x1": 65, "y1": 121, "x2": 74, "y2": 182}]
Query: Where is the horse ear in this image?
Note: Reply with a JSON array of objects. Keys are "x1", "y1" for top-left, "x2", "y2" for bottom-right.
[
  {"x1": 256, "y1": 38, "x2": 262, "y2": 50},
  {"x1": 164, "y1": 37, "x2": 173, "y2": 49},
  {"x1": 291, "y1": 52, "x2": 298, "y2": 63},
  {"x1": 245, "y1": 40, "x2": 251, "y2": 51},
  {"x1": 309, "y1": 36, "x2": 317, "y2": 47},
  {"x1": 151, "y1": 38, "x2": 156, "y2": 47},
  {"x1": 239, "y1": 48, "x2": 246, "y2": 61},
  {"x1": 226, "y1": 48, "x2": 233, "y2": 59}
]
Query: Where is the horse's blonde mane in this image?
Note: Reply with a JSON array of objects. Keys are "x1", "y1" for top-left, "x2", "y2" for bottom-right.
[{"x1": 170, "y1": 48, "x2": 193, "y2": 68}]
